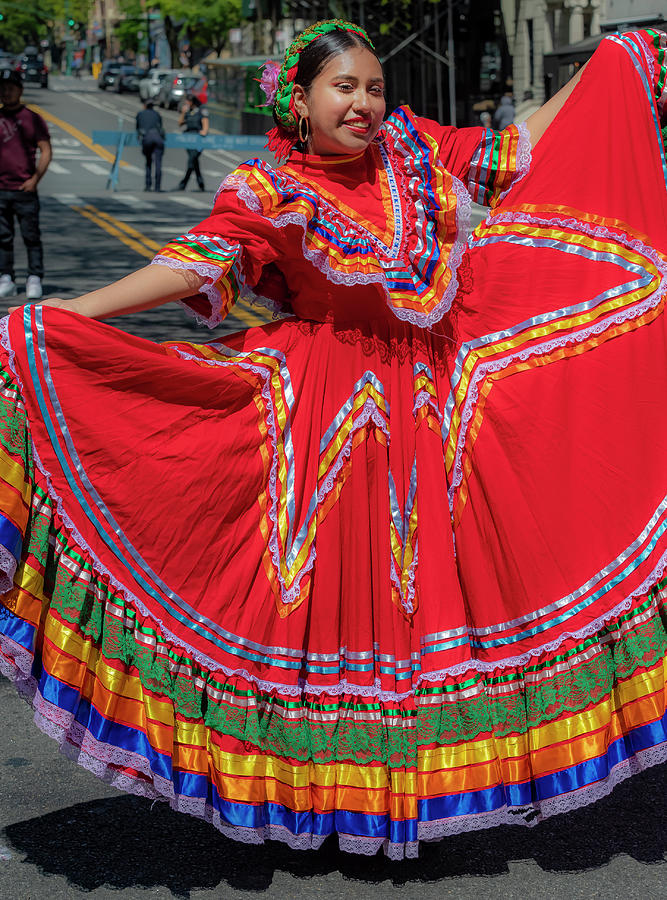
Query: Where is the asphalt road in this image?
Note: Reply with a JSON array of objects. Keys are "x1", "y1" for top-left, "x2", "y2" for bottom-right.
[{"x1": 0, "y1": 75, "x2": 665, "y2": 900}]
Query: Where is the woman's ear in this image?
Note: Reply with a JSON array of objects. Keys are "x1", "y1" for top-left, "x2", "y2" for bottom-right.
[{"x1": 292, "y1": 84, "x2": 309, "y2": 119}]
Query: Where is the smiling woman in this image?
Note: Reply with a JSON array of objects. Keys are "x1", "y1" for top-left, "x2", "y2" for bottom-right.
[{"x1": 0, "y1": 20, "x2": 666, "y2": 860}]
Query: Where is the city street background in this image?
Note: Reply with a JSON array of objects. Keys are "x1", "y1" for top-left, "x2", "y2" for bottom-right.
[{"x1": 0, "y1": 75, "x2": 665, "y2": 900}]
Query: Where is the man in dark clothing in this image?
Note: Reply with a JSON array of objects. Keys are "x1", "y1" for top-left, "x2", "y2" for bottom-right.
[
  {"x1": 136, "y1": 99, "x2": 164, "y2": 192},
  {"x1": 0, "y1": 70, "x2": 51, "y2": 301}
]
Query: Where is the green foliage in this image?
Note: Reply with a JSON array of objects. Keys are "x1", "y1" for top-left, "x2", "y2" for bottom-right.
[
  {"x1": 0, "y1": 0, "x2": 93, "y2": 54},
  {"x1": 116, "y1": 0, "x2": 242, "y2": 61},
  {"x1": 116, "y1": 0, "x2": 145, "y2": 54},
  {"x1": 182, "y1": 0, "x2": 243, "y2": 54}
]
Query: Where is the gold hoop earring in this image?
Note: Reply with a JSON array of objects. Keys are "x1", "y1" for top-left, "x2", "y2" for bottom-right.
[{"x1": 298, "y1": 116, "x2": 309, "y2": 144}]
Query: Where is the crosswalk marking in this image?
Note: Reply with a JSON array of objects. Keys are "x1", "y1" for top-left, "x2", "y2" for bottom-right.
[
  {"x1": 111, "y1": 193, "x2": 143, "y2": 206},
  {"x1": 82, "y1": 162, "x2": 110, "y2": 176},
  {"x1": 53, "y1": 193, "x2": 84, "y2": 205},
  {"x1": 170, "y1": 195, "x2": 212, "y2": 210},
  {"x1": 48, "y1": 162, "x2": 70, "y2": 175}
]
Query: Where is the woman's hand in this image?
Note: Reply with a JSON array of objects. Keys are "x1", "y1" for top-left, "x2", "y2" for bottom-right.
[{"x1": 7, "y1": 297, "x2": 76, "y2": 315}]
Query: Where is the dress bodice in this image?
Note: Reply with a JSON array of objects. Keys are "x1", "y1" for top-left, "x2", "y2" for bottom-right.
[{"x1": 152, "y1": 107, "x2": 530, "y2": 328}]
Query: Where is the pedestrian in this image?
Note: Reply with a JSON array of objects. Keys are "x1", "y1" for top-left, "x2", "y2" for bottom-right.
[
  {"x1": 0, "y1": 69, "x2": 51, "y2": 301},
  {"x1": 72, "y1": 48, "x2": 84, "y2": 78},
  {"x1": 136, "y1": 98, "x2": 165, "y2": 192},
  {"x1": 0, "y1": 21, "x2": 665, "y2": 860},
  {"x1": 493, "y1": 88, "x2": 515, "y2": 129},
  {"x1": 175, "y1": 93, "x2": 208, "y2": 191},
  {"x1": 479, "y1": 110, "x2": 492, "y2": 127}
]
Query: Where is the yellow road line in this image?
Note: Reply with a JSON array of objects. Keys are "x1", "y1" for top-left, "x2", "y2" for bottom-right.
[
  {"x1": 84, "y1": 204, "x2": 162, "y2": 251},
  {"x1": 69, "y1": 203, "x2": 269, "y2": 329},
  {"x1": 73, "y1": 205, "x2": 154, "y2": 257},
  {"x1": 27, "y1": 103, "x2": 129, "y2": 167}
]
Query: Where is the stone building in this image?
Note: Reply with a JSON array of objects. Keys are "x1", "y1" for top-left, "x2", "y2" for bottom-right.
[
  {"x1": 501, "y1": 0, "x2": 666, "y2": 121},
  {"x1": 501, "y1": 0, "x2": 604, "y2": 119}
]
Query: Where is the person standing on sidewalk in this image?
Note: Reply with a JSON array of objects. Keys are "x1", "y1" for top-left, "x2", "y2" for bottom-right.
[
  {"x1": 136, "y1": 99, "x2": 165, "y2": 192},
  {"x1": 0, "y1": 70, "x2": 51, "y2": 301},
  {"x1": 176, "y1": 94, "x2": 208, "y2": 191}
]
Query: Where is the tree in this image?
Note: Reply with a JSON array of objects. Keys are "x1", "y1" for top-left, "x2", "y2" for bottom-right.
[
  {"x1": 116, "y1": 0, "x2": 242, "y2": 66},
  {"x1": 0, "y1": 0, "x2": 93, "y2": 54},
  {"x1": 182, "y1": 0, "x2": 242, "y2": 57},
  {"x1": 158, "y1": 0, "x2": 242, "y2": 62},
  {"x1": 116, "y1": 0, "x2": 145, "y2": 55}
]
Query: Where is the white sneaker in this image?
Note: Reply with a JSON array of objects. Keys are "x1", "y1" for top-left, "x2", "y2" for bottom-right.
[
  {"x1": 0, "y1": 274, "x2": 17, "y2": 299},
  {"x1": 25, "y1": 276, "x2": 43, "y2": 301}
]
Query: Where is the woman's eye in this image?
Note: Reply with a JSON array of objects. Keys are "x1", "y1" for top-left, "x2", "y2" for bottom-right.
[{"x1": 337, "y1": 83, "x2": 353, "y2": 91}]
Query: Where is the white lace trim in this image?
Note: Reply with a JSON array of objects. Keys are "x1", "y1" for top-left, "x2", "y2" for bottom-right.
[
  {"x1": 151, "y1": 255, "x2": 225, "y2": 329},
  {"x1": 221, "y1": 164, "x2": 472, "y2": 329},
  {"x1": 390, "y1": 174, "x2": 472, "y2": 328},
  {"x1": 0, "y1": 543, "x2": 17, "y2": 594},
  {"x1": 1, "y1": 645, "x2": 665, "y2": 859},
  {"x1": 495, "y1": 120, "x2": 533, "y2": 205},
  {"x1": 420, "y1": 549, "x2": 667, "y2": 682}
]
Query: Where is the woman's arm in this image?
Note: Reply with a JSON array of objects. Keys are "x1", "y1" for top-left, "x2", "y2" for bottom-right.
[
  {"x1": 200, "y1": 114, "x2": 209, "y2": 137},
  {"x1": 524, "y1": 62, "x2": 588, "y2": 147},
  {"x1": 9, "y1": 264, "x2": 206, "y2": 319}
]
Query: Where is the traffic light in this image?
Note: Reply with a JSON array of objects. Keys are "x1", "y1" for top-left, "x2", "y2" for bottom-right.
[
  {"x1": 0, "y1": 12, "x2": 4, "y2": 21},
  {"x1": 67, "y1": 17, "x2": 75, "y2": 27}
]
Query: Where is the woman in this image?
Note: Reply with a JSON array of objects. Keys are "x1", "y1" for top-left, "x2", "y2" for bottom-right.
[
  {"x1": 0, "y1": 21, "x2": 665, "y2": 858},
  {"x1": 176, "y1": 93, "x2": 209, "y2": 191}
]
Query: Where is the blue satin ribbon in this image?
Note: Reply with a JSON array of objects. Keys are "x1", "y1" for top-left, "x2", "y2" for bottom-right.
[
  {"x1": 37, "y1": 671, "x2": 174, "y2": 782},
  {"x1": 0, "y1": 513, "x2": 23, "y2": 562},
  {"x1": 15, "y1": 656, "x2": 667, "y2": 840},
  {"x1": 0, "y1": 605, "x2": 35, "y2": 652}
]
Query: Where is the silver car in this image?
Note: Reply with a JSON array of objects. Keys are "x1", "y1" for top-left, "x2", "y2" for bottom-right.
[
  {"x1": 138, "y1": 68, "x2": 177, "y2": 101},
  {"x1": 157, "y1": 72, "x2": 198, "y2": 109}
]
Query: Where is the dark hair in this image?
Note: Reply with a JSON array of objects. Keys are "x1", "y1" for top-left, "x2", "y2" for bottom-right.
[
  {"x1": 188, "y1": 93, "x2": 202, "y2": 107},
  {"x1": 295, "y1": 29, "x2": 379, "y2": 94},
  {"x1": 272, "y1": 28, "x2": 380, "y2": 136}
]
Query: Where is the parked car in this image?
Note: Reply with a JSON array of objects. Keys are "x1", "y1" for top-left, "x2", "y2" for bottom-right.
[
  {"x1": 98, "y1": 60, "x2": 122, "y2": 90},
  {"x1": 109, "y1": 65, "x2": 142, "y2": 93},
  {"x1": 138, "y1": 68, "x2": 177, "y2": 101},
  {"x1": 16, "y1": 51, "x2": 48, "y2": 88},
  {"x1": 0, "y1": 51, "x2": 16, "y2": 78},
  {"x1": 157, "y1": 72, "x2": 199, "y2": 109}
]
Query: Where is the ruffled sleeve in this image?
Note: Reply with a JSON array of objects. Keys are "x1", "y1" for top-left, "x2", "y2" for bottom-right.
[
  {"x1": 416, "y1": 115, "x2": 532, "y2": 208},
  {"x1": 151, "y1": 173, "x2": 287, "y2": 327}
]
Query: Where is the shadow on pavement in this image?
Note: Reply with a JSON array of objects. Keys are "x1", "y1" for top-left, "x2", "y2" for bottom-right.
[{"x1": 4, "y1": 763, "x2": 666, "y2": 896}]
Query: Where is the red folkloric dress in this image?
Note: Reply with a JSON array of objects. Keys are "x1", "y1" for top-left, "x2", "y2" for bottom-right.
[{"x1": 0, "y1": 31, "x2": 665, "y2": 858}]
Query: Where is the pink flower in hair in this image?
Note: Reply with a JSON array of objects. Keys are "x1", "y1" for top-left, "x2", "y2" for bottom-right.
[{"x1": 258, "y1": 60, "x2": 281, "y2": 107}]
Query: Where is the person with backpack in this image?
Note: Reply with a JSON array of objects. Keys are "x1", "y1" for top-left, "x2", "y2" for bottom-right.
[
  {"x1": 135, "y1": 98, "x2": 165, "y2": 192},
  {"x1": 0, "y1": 70, "x2": 51, "y2": 301}
]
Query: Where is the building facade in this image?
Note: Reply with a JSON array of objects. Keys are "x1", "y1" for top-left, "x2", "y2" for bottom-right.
[{"x1": 502, "y1": 0, "x2": 665, "y2": 121}]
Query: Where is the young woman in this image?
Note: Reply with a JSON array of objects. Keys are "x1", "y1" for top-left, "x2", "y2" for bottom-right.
[{"x1": 0, "y1": 21, "x2": 665, "y2": 859}]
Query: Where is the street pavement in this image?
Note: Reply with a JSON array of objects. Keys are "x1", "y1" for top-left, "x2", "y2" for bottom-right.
[{"x1": 0, "y1": 75, "x2": 665, "y2": 900}]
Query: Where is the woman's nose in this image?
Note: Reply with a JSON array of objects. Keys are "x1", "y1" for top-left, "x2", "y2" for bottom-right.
[{"x1": 352, "y1": 90, "x2": 371, "y2": 112}]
